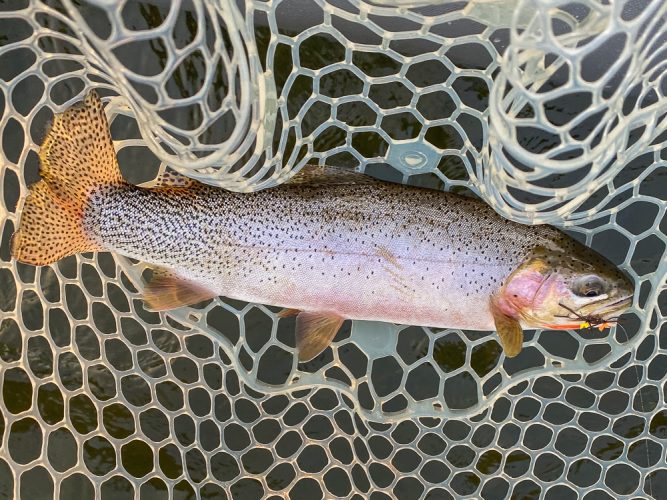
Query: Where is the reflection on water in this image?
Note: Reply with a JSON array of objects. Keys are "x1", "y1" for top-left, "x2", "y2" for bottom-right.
[
  {"x1": 37, "y1": 382, "x2": 64, "y2": 425},
  {"x1": 470, "y1": 340, "x2": 504, "y2": 377},
  {"x1": 432, "y1": 332, "x2": 466, "y2": 372},
  {"x1": 0, "y1": 318, "x2": 21, "y2": 363},
  {"x1": 3, "y1": 367, "x2": 32, "y2": 416}
]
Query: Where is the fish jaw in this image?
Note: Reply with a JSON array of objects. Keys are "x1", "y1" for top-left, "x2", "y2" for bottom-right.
[{"x1": 586, "y1": 294, "x2": 633, "y2": 318}]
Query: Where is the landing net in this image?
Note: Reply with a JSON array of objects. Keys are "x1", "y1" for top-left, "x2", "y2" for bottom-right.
[{"x1": 0, "y1": 0, "x2": 665, "y2": 498}]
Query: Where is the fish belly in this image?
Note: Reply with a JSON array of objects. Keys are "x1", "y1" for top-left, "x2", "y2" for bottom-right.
[{"x1": 86, "y1": 182, "x2": 533, "y2": 331}]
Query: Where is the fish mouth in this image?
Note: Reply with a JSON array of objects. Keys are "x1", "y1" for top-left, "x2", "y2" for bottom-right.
[
  {"x1": 555, "y1": 294, "x2": 633, "y2": 323},
  {"x1": 588, "y1": 294, "x2": 634, "y2": 319},
  {"x1": 551, "y1": 294, "x2": 633, "y2": 328}
]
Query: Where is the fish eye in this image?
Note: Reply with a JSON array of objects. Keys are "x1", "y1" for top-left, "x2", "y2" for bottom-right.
[{"x1": 573, "y1": 275, "x2": 606, "y2": 298}]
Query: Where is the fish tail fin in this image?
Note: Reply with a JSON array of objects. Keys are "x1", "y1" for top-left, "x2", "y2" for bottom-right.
[
  {"x1": 12, "y1": 90, "x2": 123, "y2": 265},
  {"x1": 11, "y1": 181, "x2": 99, "y2": 265},
  {"x1": 38, "y1": 90, "x2": 124, "y2": 203}
]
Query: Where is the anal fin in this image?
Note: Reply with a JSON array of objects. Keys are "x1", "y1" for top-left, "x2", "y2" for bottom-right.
[
  {"x1": 295, "y1": 312, "x2": 344, "y2": 362},
  {"x1": 144, "y1": 269, "x2": 217, "y2": 311}
]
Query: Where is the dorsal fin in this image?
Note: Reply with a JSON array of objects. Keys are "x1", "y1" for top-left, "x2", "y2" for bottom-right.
[{"x1": 288, "y1": 165, "x2": 381, "y2": 187}]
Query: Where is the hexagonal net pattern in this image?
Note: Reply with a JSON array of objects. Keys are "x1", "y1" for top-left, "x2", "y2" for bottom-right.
[{"x1": 0, "y1": 0, "x2": 665, "y2": 499}]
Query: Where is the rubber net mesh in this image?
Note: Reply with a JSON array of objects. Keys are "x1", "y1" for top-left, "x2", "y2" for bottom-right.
[{"x1": 0, "y1": 0, "x2": 666, "y2": 498}]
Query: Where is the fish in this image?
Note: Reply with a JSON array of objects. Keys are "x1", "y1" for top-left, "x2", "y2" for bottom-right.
[{"x1": 11, "y1": 91, "x2": 635, "y2": 360}]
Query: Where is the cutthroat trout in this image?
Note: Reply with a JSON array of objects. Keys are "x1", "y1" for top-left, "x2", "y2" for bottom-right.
[{"x1": 12, "y1": 92, "x2": 634, "y2": 360}]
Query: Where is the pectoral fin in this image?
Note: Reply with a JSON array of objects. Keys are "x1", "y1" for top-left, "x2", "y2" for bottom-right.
[
  {"x1": 295, "y1": 312, "x2": 344, "y2": 362},
  {"x1": 144, "y1": 269, "x2": 217, "y2": 311},
  {"x1": 490, "y1": 298, "x2": 524, "y2": 357},
  {"x1": 493, "y1": 314, "x2": 524, "y2": 357}
]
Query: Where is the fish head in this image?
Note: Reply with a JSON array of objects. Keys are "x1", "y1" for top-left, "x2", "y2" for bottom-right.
[{"x1": 496, "y1": 241, "x2": 634, "y2": 331}]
